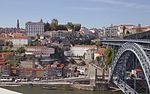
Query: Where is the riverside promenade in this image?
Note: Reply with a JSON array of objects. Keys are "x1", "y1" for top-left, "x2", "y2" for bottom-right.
[{"x1": 0, "y1": 87, "x2": 22, "y2": 94}]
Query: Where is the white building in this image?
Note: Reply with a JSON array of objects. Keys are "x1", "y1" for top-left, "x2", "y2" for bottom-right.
[
  {"x1": 69, "y1": 45, "x2": 97, "y2": 57},
  {"x1": 44, "y1": 30, "x2": 72, "y2": 39},
  {"x1": 103, "y1": 25, "x2": 119, "y2": 38},
  {"x1": 80, "y1": 27, "x2": 93, "y2": 35},
  {"x1": 25, "y1": 46, "x2": 55, "y2": 57},
  {"x1": 127, "y1": 26, "x2": 150, "y2": 33},
  {"x1": 117, "y1": 25, "x2": 136, "y2": 36},
  {"x1": 103, "y1": 24, "x2": 136, "y2": 38},
  {"x1": 0, "y1": 36, "x2": 31, "y2": 46},
  {"x1": 26, "y1": 20, "x2": 44, "y2": 36},
  {"x1": 77, "y1": 66, "x2": 86, "y2": 75}
]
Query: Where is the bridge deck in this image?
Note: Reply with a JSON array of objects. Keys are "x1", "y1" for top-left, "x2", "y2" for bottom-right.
[{"x1": 101, "y1": 39, "x2": 150, "y2": 46}]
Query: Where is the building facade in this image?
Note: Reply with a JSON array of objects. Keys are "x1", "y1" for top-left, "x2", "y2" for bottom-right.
[
  {"x1": 68, "y1": 45, "x2": 97, "y2": 57},
  {"x1": 26, "y1": 20, "x2": 44, "y2": 36},
  {"x1": 103, "y1": 25, "x2": 119, "y2": 38},
  {"x1": 0, "y1": 36, "x2": 31, "y2": 46},
  {"x1": 25, "y1": 46, "x2": 55, "y2": 57},
  {"x1": 44, "y1": 30, "x2": 72, "y2": 39},
  {"x1": 103, "y1": 24, "x2": 136, "y2": 38}
]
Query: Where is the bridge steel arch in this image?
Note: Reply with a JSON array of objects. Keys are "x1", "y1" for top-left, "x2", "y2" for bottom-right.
[{"x1": 109, "y1": 42, "x2": 150, "y2": 93}]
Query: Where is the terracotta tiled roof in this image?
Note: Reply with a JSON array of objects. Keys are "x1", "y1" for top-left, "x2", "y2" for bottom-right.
[
  {"x1": 119, "y1": 24, "x2": 135, "y2": 26},
  {"x1": 96, "y1": 48, "x2": 105, "y2": 55},
  {"x1": 0, "y1": 36, "x2": 31, "y2": 40},
  {"x1": 130, "y1": 26, "x2": 150, "y2": 30}
]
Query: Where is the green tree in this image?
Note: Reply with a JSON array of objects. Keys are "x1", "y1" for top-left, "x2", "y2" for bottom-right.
[
  {"x1": 57, "y1": 25, "x2": 67, "y2": 30},
  {"x1": 51, "y1": 19, "x2": 58, "y2": 30},
  {"x1": 16, "y1": 47, "x2": 25, "y2": 55},
  {"x1": 104, "y1": 47, "x2": 113, "y2": 65},
  {"x1": 44, "y1": 22, "x2": 51, "y2": 31},
  {"x1": 0, "y1": 46, "x2": 2, "y2": 52},
  {"x1": 66, "y1": 22, "x2": 74, "y2": 30},
  {"x1": 5, "y1": 60, "x2": 17, "y2": 64},
  {"x1": 5, "y1": 41, "x2": 13, "y2": 48},
  {"x1": 3, "y1": 46, "x2": 9, "y2": 52},
  {"x1": 126, "y1": 31, "x2": 130, "y2": 35},
  {"x1": 74, "y1": 24, "x2": 81, "y2": 31},
  {"x1": 36, "y1": 34, "x2": 40, "y2": 39}
]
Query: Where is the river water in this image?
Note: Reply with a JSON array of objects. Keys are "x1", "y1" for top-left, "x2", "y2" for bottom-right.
[{"x1": 2, "y1": 86, "x2": 123, "y2": 94}]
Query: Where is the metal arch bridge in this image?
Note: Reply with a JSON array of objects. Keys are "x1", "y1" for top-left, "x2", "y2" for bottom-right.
[{"x1": 100, "y1": 39, "x2": 150, "y2": 94}]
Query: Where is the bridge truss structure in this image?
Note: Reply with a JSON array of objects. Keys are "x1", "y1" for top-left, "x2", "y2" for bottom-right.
[{"x1": 109, "y1": 42, "x2": 150, "y2": 94}]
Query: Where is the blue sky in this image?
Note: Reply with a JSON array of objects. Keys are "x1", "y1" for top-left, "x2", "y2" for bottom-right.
[{"x1": 0, "y1": 0, "x2": 150, "y2": 28}]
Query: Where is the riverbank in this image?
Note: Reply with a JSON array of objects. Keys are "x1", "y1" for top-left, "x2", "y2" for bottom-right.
[
  {"x1": 0, "y1": 87, "x2": 23, "y2": 94},
  {"x1": 0, "y1": 81, "x2": 113, "y2": 91}
]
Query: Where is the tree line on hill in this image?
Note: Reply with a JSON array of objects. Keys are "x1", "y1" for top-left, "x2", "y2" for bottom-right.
[{"x1": 44, "y1": 19, "x2": 81, "y2": 31}]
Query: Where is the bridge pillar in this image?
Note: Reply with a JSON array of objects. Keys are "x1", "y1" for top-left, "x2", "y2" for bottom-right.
[{"x1": 89, "y1": 64, "x2": 97, "y2": 86}]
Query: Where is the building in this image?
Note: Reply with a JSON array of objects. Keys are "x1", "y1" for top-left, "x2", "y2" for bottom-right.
[
  {"x1": 69, "y1": 45, "x2": 97, "y2": 56},
  {"x1": 94, "y1": 48, "x2": 105, "y2": 63},
  {"x1": 80, "y1": 27, "x2": 93, "y2": 35},
  {"x1": 127, "y1": 26, "x2": 150, "y2": 34},
  {"x1": 0, "y1": 28, "x2": 18, "y2": 33},
  {"x1": 47, "y1": 61, "x2": 66, "y2": 79},
  {"x1": 77, "y1": 66, "x2": 86, "y2": 75},
  {"x1": 117, "y1": 24, "x2": 136, "y2": 36},
  {"x1": 44, "y1": 30, "x2": 72, "y2": 39},
  {"x1": 26, "y1": 19, "x2": 44, "y2": 36},
  {"x1": 0, "y1": 52, "x2": 12, "y2": 76},
  {"x1": 25, "y1": 46, "x2": 55, "y2": 57},
  {"x1": 0, "y1": 36, "x2": 31, "y2": 46},
  {"x1": 1, "y1": 64, "x2": 11, "y2": 76},
  {"x1": 98, "y1": 29, "x2": 105, "y2": 39},
  {"x1": 84, "y1": 49, "x2": 97, "y2": 60},
  {"x1": 103, "y1": 24, "x2": 136, "y2": 38},
  {"x1": 103, "y1": 25, "x2": 119, "y2": 38}
]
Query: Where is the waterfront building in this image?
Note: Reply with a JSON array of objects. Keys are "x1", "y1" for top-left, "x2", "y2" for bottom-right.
[
  {"x1": 1, "y1": 64, "x2": 11, "y2": 76},
  {"x1": 26, "y1": 19, "x2": 44, "y2": 36},
  {"x1": 47, "y1": 61, "x2": 65, "y2": 79}
]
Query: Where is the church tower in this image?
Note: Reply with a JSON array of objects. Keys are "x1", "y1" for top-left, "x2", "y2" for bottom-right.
[{"x1": 17, "y1": 19, "x2": 20, "y2": 30}]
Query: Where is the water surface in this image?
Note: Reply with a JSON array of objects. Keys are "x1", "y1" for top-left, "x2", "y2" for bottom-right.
[{"x1": 2, "y1": 86, "x2": 123, "y2": 94}]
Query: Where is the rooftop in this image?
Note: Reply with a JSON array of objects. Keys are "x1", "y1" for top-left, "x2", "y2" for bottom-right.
[
  {"x1": 73, "y1": 45, "x2": 97, "y2": 48},
  {"x1": 0, "y1": 36, "x2": 31, "y2": 40}
]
